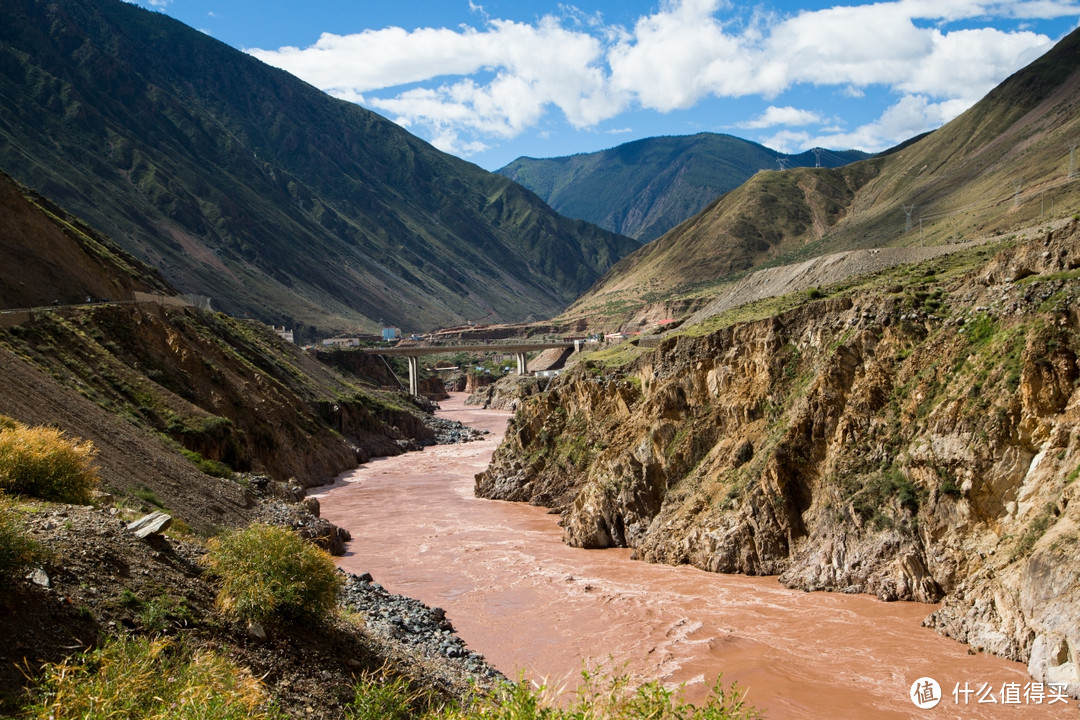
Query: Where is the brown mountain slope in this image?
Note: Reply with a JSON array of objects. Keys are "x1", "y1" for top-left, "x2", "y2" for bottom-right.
[
  {"x1": 568, "y1": 26, "x2": 1080, "y2": 324},
  {"x1": 479, "y1": 224, "x2": 1080, "y2": 693},
  {"x1": 0, "y1": 170, "x2": 172, "y2": 308}
]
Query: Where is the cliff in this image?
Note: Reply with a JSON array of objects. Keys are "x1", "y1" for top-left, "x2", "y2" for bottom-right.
[{"x1": 477, "y1": 224, "x2": 1080, "y2": 693}]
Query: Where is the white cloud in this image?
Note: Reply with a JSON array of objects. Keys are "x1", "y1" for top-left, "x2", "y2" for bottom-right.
[
  {"x1": 738, "y1": 106, "x2": 825, "y2": 129},
  {"x1": 779, "y1": 94, "x2": 970, "y2": 153},
  {"x1": 247, "y1": 0, "x2": 1074, "y2": 156}
]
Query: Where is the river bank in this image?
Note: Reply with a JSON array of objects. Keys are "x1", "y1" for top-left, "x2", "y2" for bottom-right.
[{"x1": 313, "y1": 393, "x2": 1075, "y2": 718}]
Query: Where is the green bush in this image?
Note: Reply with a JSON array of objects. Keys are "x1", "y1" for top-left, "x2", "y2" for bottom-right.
[
  {"x1": 0, "y1": 496, "x2": 42, "y2": 585},
  {"x1": 0, "y1": 417, "x2": 99, "y2": 503},
  {"x1": 347, "y1": 675, "x2": 430, "y2": 720},
  {"x1": 20, "y1": 635, "x2": 283, "y2": 720},
  {"x1": 202, "y1": 523, "x2": 343, "y2": 626}
]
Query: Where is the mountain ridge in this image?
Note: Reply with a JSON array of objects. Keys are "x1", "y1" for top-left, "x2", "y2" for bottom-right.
[
  {"x1": 0, "y1": 0, "x2": 638, "y2": 334},
  {"x1": 565, "y1": 26, "x2": 1080, "y2": 327},
  {"x1": 498, "y1": 133, "x2": 869, "y2": 242}
]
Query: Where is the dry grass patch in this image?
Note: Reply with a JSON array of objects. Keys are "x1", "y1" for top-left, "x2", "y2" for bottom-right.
[{"x1": 0, "y1": 416, "x2": 99, "y2": 504}]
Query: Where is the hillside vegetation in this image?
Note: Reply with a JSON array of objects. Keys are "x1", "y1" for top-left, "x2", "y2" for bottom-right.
[
  {"x1": 480, "y1": 222, "x2": 1080, "y2": 694},
  {"x1": 566, "y1": 27, "x2": 1080, "y2": 328},
  {"x1": 499, "y1": 133, "x2": 868, "y2": 242},
  {"x1": 0, "y1": 0, "x2": 637, "y2": 334}
]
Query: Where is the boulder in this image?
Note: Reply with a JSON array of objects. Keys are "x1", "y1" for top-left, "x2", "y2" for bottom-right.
[{"x1": 126, "y1": 511, "x2": 172, "y2": 539}]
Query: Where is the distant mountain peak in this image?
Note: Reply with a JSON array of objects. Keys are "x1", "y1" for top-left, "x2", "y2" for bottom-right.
[{"x1": 498, "y1": 133, "x2": 869, "y2": 242}]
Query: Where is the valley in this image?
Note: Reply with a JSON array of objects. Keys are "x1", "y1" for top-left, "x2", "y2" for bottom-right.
[
  {"x1": 1, "y1": 1, "x2": 1079, "y2": 717},
  {"x1": 316, "y1": 395, "x2": 1072, "y2": 719}
]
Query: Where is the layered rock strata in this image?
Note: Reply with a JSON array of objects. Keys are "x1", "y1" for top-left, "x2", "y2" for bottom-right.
[{"x1": 477, "y1": 224, "x2": 1080, "y2": 693}]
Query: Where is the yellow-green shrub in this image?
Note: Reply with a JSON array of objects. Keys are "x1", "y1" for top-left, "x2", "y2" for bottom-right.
[
  {"x1": 20, "y1": 635, "x2": 282, "y2": 720},
  {"x1": 0, "y1": 418, "x2": 99, "y2": 503},
  {"x1": 202, "y1": 523, "x2": 343, "y2": 626}
]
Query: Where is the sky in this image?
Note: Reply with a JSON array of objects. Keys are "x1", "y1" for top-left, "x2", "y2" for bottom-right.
[{"x1": 128, "y1": 0, "x2": 1080, "y2": 170}]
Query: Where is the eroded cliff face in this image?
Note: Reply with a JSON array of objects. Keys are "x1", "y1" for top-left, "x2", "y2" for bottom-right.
[
  {"x1": 476, "y1": 224, "x2": 1080, "y2": 692},
  {"x1": 0, "y1": 303, "x2": 434, "y2": 487}
]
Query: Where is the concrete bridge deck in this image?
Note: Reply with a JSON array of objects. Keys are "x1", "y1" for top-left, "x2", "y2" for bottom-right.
[{"x1": 362, "y1": 341, "x2": 581, "y2": 395}]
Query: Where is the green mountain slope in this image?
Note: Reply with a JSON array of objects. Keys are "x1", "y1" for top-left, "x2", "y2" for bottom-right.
[
  {"x1": 0, "y1": 0, "x2": 638, "y2": 334},
  {"x1": 498, "y1": 133, "x2": 869, "y2": 242},
  {"x1": 569, "y1": 27, "x2": 1080, "y2": 320}
]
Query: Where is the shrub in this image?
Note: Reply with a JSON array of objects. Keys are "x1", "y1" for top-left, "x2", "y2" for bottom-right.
[
  {"x1": 426, "y1": 668, "x2": 760, "y2": 720},
  {"x1": 347, "y1": 674, "x2": 430, "y2": 720},
  {"x1": 0, "y1": 496, "x2": 42, "y2": 585},
  {"x1": 20, "y1": 635, "x2": 283, "y2": 720},
  {"x1": 202, "y1": 523, "x2": 343, "y2": 626},
  {"x1": 0, "y1": 418, "x2": 99, "y2": 503}
]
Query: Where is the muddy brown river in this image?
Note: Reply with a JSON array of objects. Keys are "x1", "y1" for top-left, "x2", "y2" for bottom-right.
[{"x1": 313, "y1": 394, "x2": 1075, "y2": 719}]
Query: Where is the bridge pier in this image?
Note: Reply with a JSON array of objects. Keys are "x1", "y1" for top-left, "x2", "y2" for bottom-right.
[
  {"x1": 407, "y1": 356, "x2": 419, "y2": 396},
  {"x1": 515, "y1": 351, "x2": 528, "y2": 375}
]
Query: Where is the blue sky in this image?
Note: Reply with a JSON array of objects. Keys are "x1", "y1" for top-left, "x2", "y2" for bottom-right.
[{"x1": 130, "y1": 0, "x2": 1080, "y2": 170}]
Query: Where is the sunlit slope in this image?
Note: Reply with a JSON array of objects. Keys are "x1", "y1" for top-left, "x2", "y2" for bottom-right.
[
  {"x1": 499, "y1": 133, "x2": 868, "y2": 242},
  {"x1": 569, "y1": 26, "x2": 1080, "y2": 320}
]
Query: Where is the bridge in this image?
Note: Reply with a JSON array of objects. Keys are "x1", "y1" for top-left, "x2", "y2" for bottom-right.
[{"x1": 362, "y1": 341, "x2": 582, "y2": 396}]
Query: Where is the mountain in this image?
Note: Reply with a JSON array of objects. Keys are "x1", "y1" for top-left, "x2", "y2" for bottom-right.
[
  {"x1": 567, "y1": 27, "x2": 1080, "y2": 324},
  {"x1": 498, "y1": 134, "x2": 869, "y2": 242},
  {"x1": 0, "y1": 0, "x2": 638, "y2": 334},
  {"x1": 0, "y1": 170, "x2": 173, "y2": 308}
]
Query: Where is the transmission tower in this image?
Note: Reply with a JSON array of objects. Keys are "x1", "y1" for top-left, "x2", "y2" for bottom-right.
[
  {"x1": 813, "y1": 148, "x2": 823, "y2": 168},
  {"x1": 903, "y1": 205, "x2": 915, "y2": 234},
  {"x1": 777, "y1": 156, "x2": 791, "y2": 171},
  {"x1": 1014, "y1": 179, "x2": 1023, "y2": 208}
]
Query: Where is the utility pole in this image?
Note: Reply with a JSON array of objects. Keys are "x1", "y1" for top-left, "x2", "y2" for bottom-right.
[{"x1": 903, "y1": 205, "x2": 915, "y2": 234}]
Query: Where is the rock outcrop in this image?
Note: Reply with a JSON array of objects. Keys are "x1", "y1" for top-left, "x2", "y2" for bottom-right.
[{"x1": 477, "y1": 224, "x2": 1080, "y2": 693}]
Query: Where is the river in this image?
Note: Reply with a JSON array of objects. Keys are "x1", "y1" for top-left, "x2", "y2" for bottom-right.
[{"x1": 312, "y1": 394, "x2": 1075, "y2": 719}]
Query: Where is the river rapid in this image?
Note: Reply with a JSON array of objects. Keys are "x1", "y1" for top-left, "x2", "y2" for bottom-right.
[{"x1": 312, "y1": 394, "x2": 1075, "y2": 719}]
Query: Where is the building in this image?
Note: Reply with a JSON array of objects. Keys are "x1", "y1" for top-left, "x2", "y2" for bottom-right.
[
  {"x1": 382, "y1": 327, "x2": 401, "y2": 341},
  {"x1": 273, "y1": 326, "x2": 294, "y2": 343},
  {"x1": 321, "y1": 337, "x2": 361, "y2": 348}
]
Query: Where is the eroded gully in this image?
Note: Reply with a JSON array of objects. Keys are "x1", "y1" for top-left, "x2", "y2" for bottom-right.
[{"x1": 312, "y1": 394, "x2": 1074, "y2": 719}]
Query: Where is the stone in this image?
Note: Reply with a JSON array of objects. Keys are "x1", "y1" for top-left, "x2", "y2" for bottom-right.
[
  {"x1": 246, "y1": 622, "x2": 267, "y2": 641},
  {"x1": 27, "y1": 568, "x2": 50, "y2": 588},
  {"x1": 301, "y1": 496, "x2": 321, "y2": 517},
  {"x1": 126, "y1": 511, "x2": 172, "y2": 539}
]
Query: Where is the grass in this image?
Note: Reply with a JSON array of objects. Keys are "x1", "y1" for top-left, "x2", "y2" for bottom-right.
[
  {"x1": 346, "y1": 667, "x2": 760, "y2": 720},
  {"x1": 19, "y1": 635, "x2": 283, "y2": 720},
  {"x1": 0, "y1": 416, "x2": 99, "y2": 504},
  {"x1": 0, "y1": 496, "x2": 44, "y2": 585},
  {"x1": 201, "y1": 523, "x2": 343, "y2": 627}
]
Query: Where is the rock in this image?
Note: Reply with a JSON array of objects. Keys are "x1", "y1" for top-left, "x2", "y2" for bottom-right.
[
  {"x1": 302, "y1": 496, "x2": 321, "y2": 517},
  {"x1": 91, "y1": 491, "x2": 114, "y2": 507},
  {"x1": 126, "y1": 511, "x2": 172, "y2": 539},
  {"x1": 246, "y1": 622, "x2": 267, "y2": 641},
  {"x1": 27, "y1": 568, "x2": 50, "y2": 588}
]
